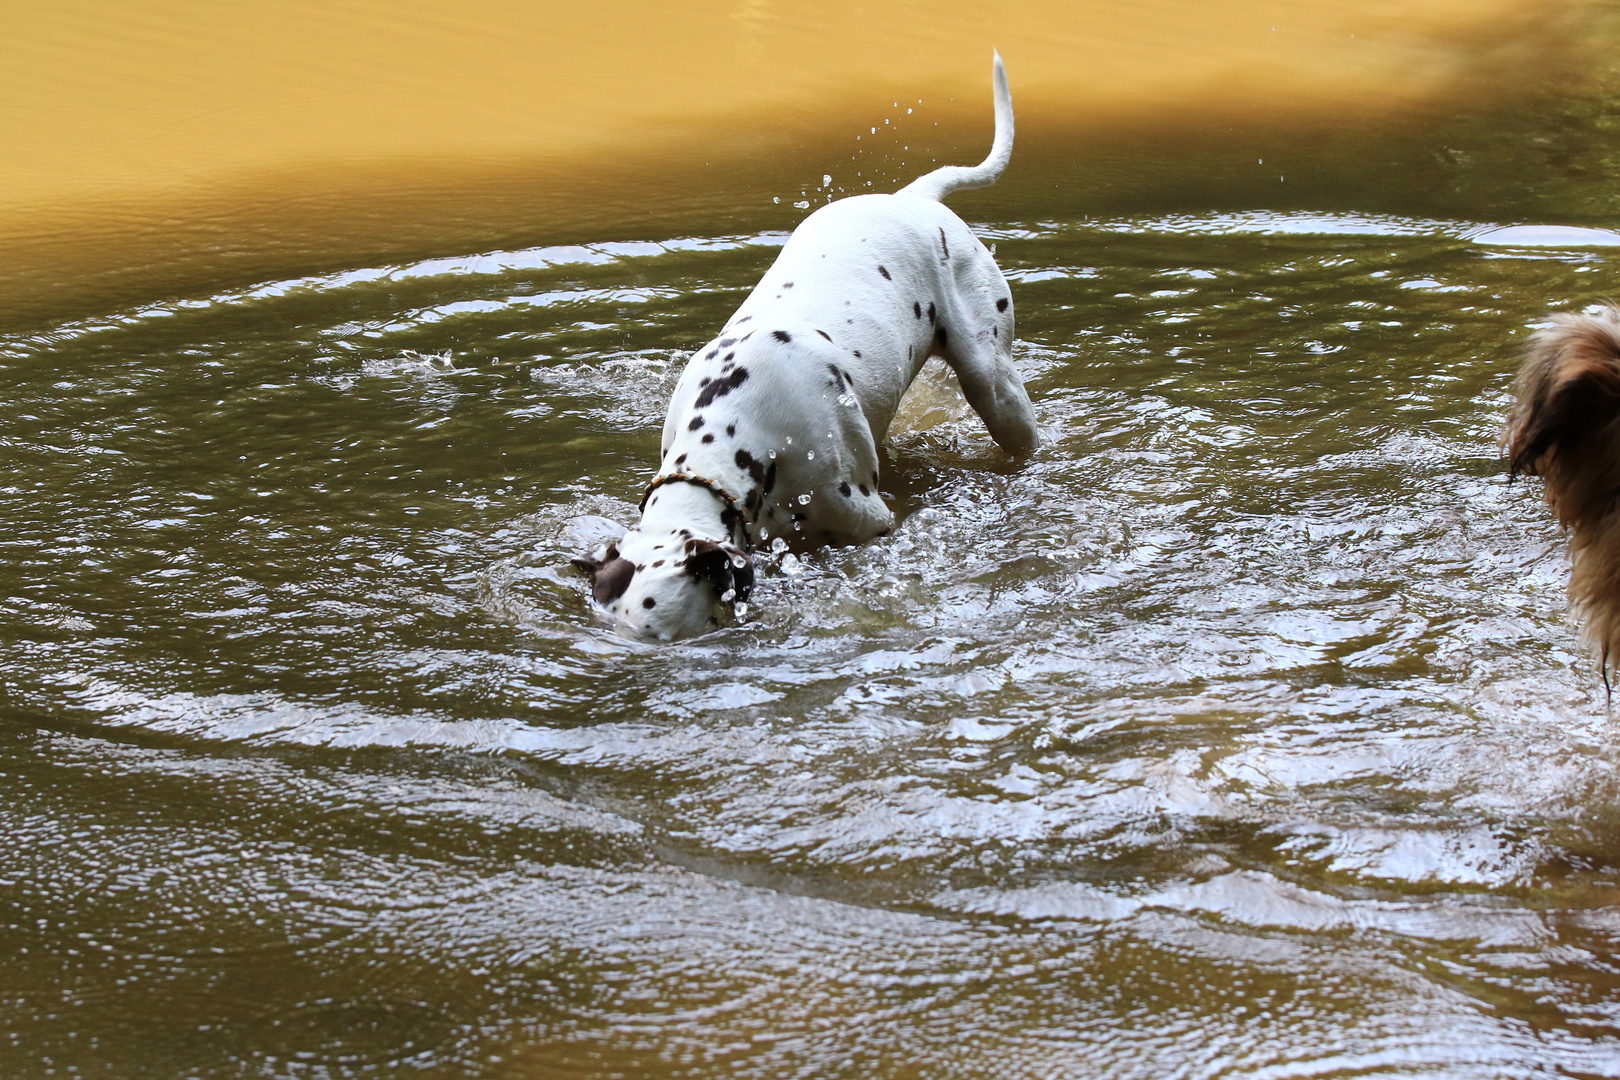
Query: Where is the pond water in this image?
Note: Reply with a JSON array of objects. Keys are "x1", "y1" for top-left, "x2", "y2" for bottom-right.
[{"x1": 7, "y1": 3, "x2": 1620, "y2": 1078}]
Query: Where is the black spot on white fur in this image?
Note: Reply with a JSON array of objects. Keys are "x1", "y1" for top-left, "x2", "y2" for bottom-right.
[
  {"x1": 913, "y1": 301, "x2": 922, "y2": 319},
  {"x1": 878, "y1": 265, "x2": 891, "y2": 280},
  {"x1": 996, "y1": 297, "x2": 1009, "y2": 312},
  {"x1": 735, "y1": 449, "x2": 766, "y2": 485},
  {"x1": 816, "y1": 329, "x2": 832, "y2": 341},
  {"x1": 695, "y1": 367, "x2": 749, "y2": 408},
  {"x1": 927, "y1": 302, "x2": 936, "y2": 323},
  {"x1": 689, "y1": 416, "x2": 704, "y2": 431},
  {"x1": 773, "y1": 330, "x2": 792, "y2": 343},
  {"x1": 939, "y1": 228, "x2": 949, "y2": 258}
]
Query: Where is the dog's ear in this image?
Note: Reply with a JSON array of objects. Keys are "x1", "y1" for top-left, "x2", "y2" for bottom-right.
[
  {"x1": 591, "y1": 558, "x2": 636, "y2": 604},
  {"x1": 683, "y1": 539, "x2": 754, "y2": 603},
  {"x1": 1508, "y1": 355, "x2": 1620, "y2": 481},
  {"x1": 572, "y1": 544, "x2": 634, "y2": 605}
]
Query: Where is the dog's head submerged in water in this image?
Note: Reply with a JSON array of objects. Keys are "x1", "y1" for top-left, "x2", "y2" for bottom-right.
[
  {"x1": 568, "y1": 51, "x2": 1026, "y2": 643},
  {"x1": 572, "y1": 531, "x2": 755, "y2": 641}
]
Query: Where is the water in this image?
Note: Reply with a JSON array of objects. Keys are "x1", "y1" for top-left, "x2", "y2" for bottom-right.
[
  {"x1": 9, "y1": 5, "x2": 1620, "y2": 1077},
  {"x1": 7, "y1": 203, "x2": 1620, "y2": 1075}
]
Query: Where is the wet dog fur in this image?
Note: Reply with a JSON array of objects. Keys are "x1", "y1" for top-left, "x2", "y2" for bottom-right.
[
  {"x1": 1504, "y1": 305, "x2": 1620, "y2": 683},
  {"x1": 573, "y1": 52, "x2": 1038, "y2": 640}
]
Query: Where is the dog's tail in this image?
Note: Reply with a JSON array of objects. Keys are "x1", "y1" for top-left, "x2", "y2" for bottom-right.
[
  {"x1": 895, "y1": 50, "x2": 1013, "y2": 203},
  {"x1": 1505, "y1": 305, "x2": 1620, "y2": 682}
]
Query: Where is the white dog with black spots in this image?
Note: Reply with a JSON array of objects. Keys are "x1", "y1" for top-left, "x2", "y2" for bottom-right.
[{"x1": 574, "y1": 51, "x2": 1039, "y2": 640}]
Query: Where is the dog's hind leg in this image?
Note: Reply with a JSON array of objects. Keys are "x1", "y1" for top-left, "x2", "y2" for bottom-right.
[{"x1": 934, "y1": 312, "x2": 1038, "y2": 458}]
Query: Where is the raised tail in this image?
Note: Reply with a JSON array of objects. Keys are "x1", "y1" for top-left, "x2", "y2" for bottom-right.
[
  {"x1": 1504, "y1": 305, "x2": 1620, "y2": 683},
  {"x1": 895, "y1": 50, "x2": 1013, "y2": 202}
]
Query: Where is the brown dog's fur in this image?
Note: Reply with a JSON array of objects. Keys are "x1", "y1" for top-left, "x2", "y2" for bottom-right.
[{"x1": 1504, "y1": 305, "x2": 1620, "y2": 682}]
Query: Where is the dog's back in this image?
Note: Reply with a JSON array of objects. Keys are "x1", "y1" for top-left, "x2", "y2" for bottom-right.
[{"x1": 1505, "y1": 306, "x2": 1620, "y2": 675}]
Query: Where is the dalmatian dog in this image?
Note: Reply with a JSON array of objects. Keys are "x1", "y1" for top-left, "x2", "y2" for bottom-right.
[{"x1": 573, "y1": 51, "x2": 1039, "y2": 640}]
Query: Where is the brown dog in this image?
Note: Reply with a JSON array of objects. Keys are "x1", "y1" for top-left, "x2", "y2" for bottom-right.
[{"x1": 1504, "y1": 305, "x2": 1620, "y2": 684}]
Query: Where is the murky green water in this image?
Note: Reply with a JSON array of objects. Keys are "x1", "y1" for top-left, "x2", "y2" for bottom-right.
[{"x1": 9, "y1": 56, "x2": 1620, "y2": 1079}]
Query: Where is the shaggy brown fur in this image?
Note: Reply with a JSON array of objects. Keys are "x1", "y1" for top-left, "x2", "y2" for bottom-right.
[{"x1": 1504, "y1": 305, "x2": 1620, "y2": 683}]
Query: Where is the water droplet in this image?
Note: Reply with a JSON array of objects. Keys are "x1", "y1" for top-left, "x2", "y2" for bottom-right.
[
  {"x1": 731, "y1": 555, "x2": 747, "y2": 569},
  {"x1": 822, "y1": 174, "x2": 831, "y2": 188},
  {"x1": 768, "y1": 450, "x2": 777, "y2": 459},
  {"x1": 797, "y1": 493, "x2": 812, "y2": 505},
  {"x1": 806, "y1": 451, "x2": 815, "y2": 460}
]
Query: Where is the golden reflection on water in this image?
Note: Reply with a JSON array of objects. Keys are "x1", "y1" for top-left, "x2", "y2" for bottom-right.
[{"x1": 0, "y1": 0, "x2": 1569, "y2": 322}]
